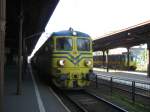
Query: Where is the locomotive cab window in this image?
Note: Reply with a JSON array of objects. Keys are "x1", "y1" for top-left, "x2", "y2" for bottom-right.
[
  {"x1": 77, "y1": 38, "x2": 90, "y2": 51},
  {"x1": 56, "y1": 37, "x2": 73, "y2": 51}
]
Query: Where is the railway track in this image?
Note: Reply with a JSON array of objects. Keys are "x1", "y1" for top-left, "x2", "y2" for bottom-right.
[{"x1": 63, "y1": 90, "x2": 128, "y2": 112}]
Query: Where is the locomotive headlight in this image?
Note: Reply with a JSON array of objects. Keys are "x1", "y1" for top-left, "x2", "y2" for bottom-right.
[
  {"x1": 85, "y1": 60, "x2": 92, "y2": 66},
  {"x1": 58, "y1": 60, "x2": 65, "y2": 66}
]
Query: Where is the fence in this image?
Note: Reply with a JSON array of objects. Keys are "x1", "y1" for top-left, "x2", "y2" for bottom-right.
[{"x1": 93, "y1": 74, "x2": 150, "y2": 104}]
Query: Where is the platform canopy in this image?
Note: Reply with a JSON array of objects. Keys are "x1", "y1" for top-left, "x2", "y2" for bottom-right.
[
  {"x1": 6, "y1": 0, "x2": 59, "y2": 55},
  {"x1": 93, "y1": 21, "x2": 150, "y2": 51}
]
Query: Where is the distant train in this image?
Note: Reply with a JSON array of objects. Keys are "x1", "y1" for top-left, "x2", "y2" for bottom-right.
[
  {"x1": 31, "y1": 28, "x2": 95, "y2": 89},
  {"x1": 93, "y1": 53, "x2": 137, "y2": 71}
]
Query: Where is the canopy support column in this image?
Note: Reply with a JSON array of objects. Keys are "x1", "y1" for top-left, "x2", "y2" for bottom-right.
[
  {"x1": 147, "y1": 43, "x2": 150, "y2": 77},
  {"x1": 102, "y1": 50, "x2": 105, "y2": 69},
  {"x1": 0, "y1": 0, "x2": 6, "y2": 111},
  {"x1": 106, "y1": 50, "x2": 109, "y2": 72},
  {"x1": 17, "y1": 1, "x2": 24, "y2": 95},
  {"x1": 127, "y1": 47, "x2": 130, "y2": 70}
]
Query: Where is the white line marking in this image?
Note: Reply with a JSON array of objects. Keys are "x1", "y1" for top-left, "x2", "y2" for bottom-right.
[
  {"x1": 48, "y1": 87, "x2": 71, "y2": 112},
  {"x1": 29, "y1": 65, "x2": 46, "y2": 112}
]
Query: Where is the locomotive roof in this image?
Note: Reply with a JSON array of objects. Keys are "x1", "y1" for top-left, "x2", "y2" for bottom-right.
[{"x1": 52, "y1": 30, "x2": 90, "y2": 37}]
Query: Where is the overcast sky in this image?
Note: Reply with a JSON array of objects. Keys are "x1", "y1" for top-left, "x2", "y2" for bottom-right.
[{"x1": 29, "y1": 0, "x2": 150, "y2": 58}]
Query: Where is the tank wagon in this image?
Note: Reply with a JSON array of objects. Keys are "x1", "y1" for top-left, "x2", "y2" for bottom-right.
[{"x1": 32, "y1": 28, "x2": 95, "y2": 89}]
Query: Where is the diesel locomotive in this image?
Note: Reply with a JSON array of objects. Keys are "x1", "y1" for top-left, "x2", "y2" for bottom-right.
[{"x1": 31, "y1": 28, "x2": 95, "y2": 89}]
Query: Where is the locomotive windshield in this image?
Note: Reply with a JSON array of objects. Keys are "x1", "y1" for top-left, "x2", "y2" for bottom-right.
[
  {"x1": 56, "y1": 37, "x2": 73, "y2": 51},
  {"x1": 77, "y1": 38, "x2": 90, "y2": 51}
]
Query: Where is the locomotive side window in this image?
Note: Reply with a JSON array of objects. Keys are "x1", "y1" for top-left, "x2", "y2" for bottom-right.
[
  {"x1": 77, "y1": 38, "x2": 90, "y2": 51},
  {"x1": 56, "y1": 37, "x2": 72, "y2": 51}
]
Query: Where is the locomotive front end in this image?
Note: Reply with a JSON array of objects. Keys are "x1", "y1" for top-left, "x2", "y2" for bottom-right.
[{"x1": 51, "y1": 30, "x2": 95, "y2": 89}]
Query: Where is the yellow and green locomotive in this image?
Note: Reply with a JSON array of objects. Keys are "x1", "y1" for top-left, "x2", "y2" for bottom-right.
[{"x1": 32, "y1": 28, "x2": 95, "y2": 89}]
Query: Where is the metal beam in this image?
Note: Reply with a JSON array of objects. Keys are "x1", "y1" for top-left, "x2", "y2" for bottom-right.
[
  {"x1": 0, "y1": 0, "x2": 6, "y2": 111},
  {"x1": 17, "y1": 1, "x2": 23, "y2": 95}
]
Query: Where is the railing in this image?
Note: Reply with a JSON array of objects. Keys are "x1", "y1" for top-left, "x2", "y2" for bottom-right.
[{"x1": 93, "y1": 74, "x2": 150, "y2": 104}]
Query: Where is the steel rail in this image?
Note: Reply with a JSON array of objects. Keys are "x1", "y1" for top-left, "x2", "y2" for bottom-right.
[
  {"x1": 64, "y1": 90, "x2": 128, "y2": 112},
  {"x1": 63, "y1": 91, "x2": 88, "y2": 112},
  {"x1": 85, "y1": 90, "x2": 128, "y2": 112}
]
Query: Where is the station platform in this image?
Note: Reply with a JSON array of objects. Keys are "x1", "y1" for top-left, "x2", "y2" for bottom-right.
[
  {"x1": 93, "y1": 68, "x2": 150, "y2": 83},
  {"x1": 4, "y1": 64, "x2": 69, "y2": 112}
]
